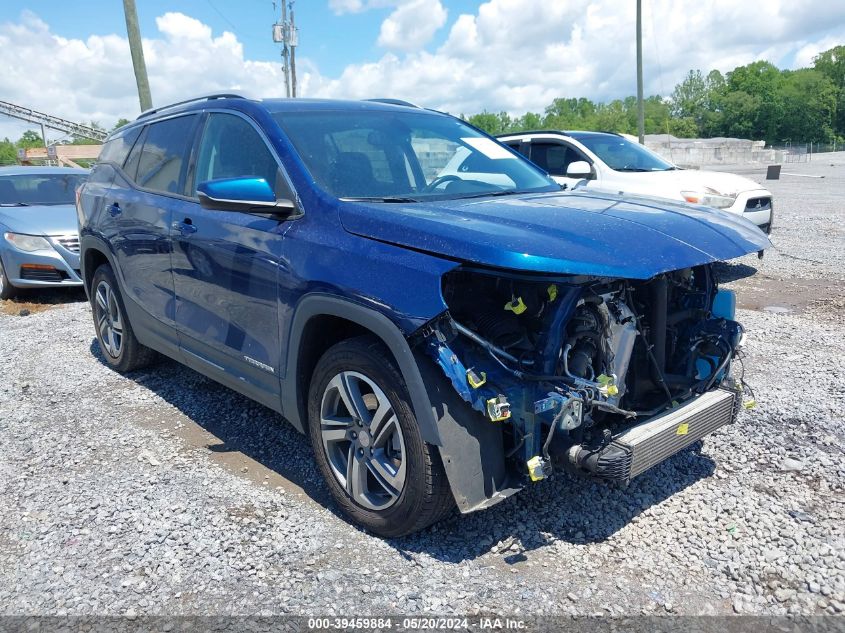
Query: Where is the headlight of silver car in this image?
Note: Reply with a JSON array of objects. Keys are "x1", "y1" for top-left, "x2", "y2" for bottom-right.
[
  {"x1": 681, "y1": 188, "x2": 737, "y2": 209},
  {"x1": 3, "y1": 232, "x2": 53, "y2": 252}
]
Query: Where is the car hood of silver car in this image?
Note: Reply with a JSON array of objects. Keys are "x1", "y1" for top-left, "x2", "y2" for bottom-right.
[{"x1": 0, "y1": 203, "x2": 79, "y2": 237}]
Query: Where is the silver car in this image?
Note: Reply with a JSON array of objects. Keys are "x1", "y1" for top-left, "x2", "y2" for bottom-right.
[{"x1": 0, "y1": 166, "x2": 89, "y2": 299}]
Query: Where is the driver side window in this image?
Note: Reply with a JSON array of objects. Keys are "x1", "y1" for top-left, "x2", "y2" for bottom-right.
[{"x1": 192, "y1": 113, "x2": 279, "y2": 196}]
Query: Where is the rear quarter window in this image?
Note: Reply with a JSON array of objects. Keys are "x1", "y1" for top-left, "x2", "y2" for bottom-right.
[
  {"x1": 132, "y1": 115, "x2": 199, "y2": 195},
  {"x1": 98, "y1": 127, "x2": 142, "y2": 168}
]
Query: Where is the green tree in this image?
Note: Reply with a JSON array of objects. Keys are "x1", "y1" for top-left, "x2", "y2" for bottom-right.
[
  {"x1": 112, "y1": 118, "x2": 131, "y2": 131},
  {"x1": 17, "y1": 130, "x2": 44, "y2": 149},
  {"x1": 543, "y1": 97, "x2": 597, "y2": 129},
  {"x1": 595, "y1": 100, "x2": 630, "y2": 133},
  {"x1": 717, "y1": 91, "x2": 761, "y2": 139},
  {"x1": 778, "y1": 69, "x2": 837, "y2": 142},
  {"x1": 466, "y1": 112, "x2": 504, "y2": 135},
  {"x1": 0, "y1": 138, "x2": 17, "y2": 165},
  {"x1": 699, "y1": 70, "x2": 727, "y2": 137},
  {"x1": 671, "y1": 69, "x2": 707, "y2": 132},
  {"x1": 516, "y1": 112, "x2": 543, "y2": 131},
  {"x1": 723, "y1": 61, "x2": 784, "y2": 142},
  {"x1": 69, "y1": 121, "x2": 105, "y2": 145},
  {"x1": 667, "y1": 117, "x2": 699, "y2": 138},
  {"x1": 813, "y1": 45, "x2": 845, "y2": 137}
]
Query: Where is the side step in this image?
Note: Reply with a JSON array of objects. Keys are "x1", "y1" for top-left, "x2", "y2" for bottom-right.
[{"x1": 570, "y1": 388, "x2": 739, "y2": 482}]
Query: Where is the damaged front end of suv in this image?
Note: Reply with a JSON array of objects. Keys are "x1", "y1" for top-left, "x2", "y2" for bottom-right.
[
  {"x1": 349, "y1": 192, "x2": 772, "y2": 514},
  {"x1": 418, "y1": 263, "x2": 748, "y2": 506}
]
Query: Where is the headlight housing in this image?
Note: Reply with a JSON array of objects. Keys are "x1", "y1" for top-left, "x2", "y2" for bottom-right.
[
  {"x1": 681, "y1": 188, "x2": 737, "y2": 209},
  {"x1": 3, "y1": 232, "x2": 52, "y2": 252}
]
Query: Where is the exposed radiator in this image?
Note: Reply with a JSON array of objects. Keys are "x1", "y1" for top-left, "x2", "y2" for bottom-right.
[
  {"x1": 570, "y1": 388, "x2": 739, "y2": 482},
  {"x1": 617, "y1": 388, "x2": 738, "y2": 478}
]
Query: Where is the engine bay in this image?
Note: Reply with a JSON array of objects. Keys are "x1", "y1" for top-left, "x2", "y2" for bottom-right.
[{"x1": 418, "y1": 264, "x2": 749, "y2": 484}]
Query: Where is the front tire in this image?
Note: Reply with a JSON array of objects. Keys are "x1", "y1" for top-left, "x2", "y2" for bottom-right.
[
  {"x1": 307, "y1": 336, "x2": 453, "y2": 537},
  {"x1": 90, "y1": 263, "x2": 157, "y2": 372},
  {"x1": 0, "y1": 258, "x2": 17, "y2": 300}
]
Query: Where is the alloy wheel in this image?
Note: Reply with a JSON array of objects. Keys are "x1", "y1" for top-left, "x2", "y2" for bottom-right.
[
  {"x1": 319, "y1": 370, "x2": 407, "y2": 511},
  {"x1": 94, "y1": 280, "x2": 124, "y2": 358}
]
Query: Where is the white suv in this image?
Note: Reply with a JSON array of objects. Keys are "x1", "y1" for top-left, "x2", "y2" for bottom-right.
[{"x1": 497, "y1": 131, "x2": 773, "y2": 233}]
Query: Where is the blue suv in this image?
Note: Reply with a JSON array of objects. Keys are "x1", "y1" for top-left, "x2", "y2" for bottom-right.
[{"x1": 78, "y1": 94, "x2": 768, "y2": 536}]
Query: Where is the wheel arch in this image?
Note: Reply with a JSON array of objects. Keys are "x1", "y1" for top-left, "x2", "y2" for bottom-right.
[
  {"x1": 282, "y1": 294, "x2": 442, "y2": 446},
  {"x1": 80, "y1": 235, "x2": 116, "y2": 297}
]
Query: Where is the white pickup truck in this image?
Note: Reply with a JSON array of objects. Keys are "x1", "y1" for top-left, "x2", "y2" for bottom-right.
[{"x1": 497, "y1": 130, "x2": 773, "y2": 233}]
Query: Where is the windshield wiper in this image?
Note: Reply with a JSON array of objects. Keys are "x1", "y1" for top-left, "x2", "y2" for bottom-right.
[
  {"x1": 0, "y1": 202, "x2": 28, "y2": 207},
  {"x1": 341, "y1": 196, "x2": 420, "y2": 203},
  {"x1": 615, "y1": 168, "x2": 651, "y2": 172},
  {"x1": 454, "y1": 189, "x2": 534, "y2": 200}
]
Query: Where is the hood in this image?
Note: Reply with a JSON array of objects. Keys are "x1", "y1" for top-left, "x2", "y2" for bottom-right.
[
  {"x1": 0, "y1": 204, "x2": 78, "y2": 237},
  {"x1": 612, "y1": 168, "x2": 766, "y2": 197},
  {"x1": 339, "y1": 191, "x2": 770, "y2": 279}
]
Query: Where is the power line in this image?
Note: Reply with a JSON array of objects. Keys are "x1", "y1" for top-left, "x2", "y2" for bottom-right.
[{"x1": 206, "y1": 0, "x2": 239, "y2": 32}]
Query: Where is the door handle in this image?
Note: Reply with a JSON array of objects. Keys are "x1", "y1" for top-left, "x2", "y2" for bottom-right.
[
  {"x1": 175, "y1": 218, "x2": 197, "y2": 235},
  {"x1": 106, "y1": 202, "x2": 121, "y2": 217}
]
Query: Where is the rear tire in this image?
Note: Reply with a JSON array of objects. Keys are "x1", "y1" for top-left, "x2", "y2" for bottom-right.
[
  {"x1": 0, "y1": 259, "x2": 17, "y2": 300},
  {"x1": 90, "y1": 263, "x2": 157, "y2": 372},
  {"x1": 307, "y1": 335, "x2": 453, "y2": 537}
]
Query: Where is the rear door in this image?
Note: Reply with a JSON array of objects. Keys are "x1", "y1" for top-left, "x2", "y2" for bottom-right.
[
  {"x1": 104, "y1": 114, "x2": 200, "y2": 349},
  {"x1": 528, "y1": 140, "x2": 593, "y2": 190},
  {"x1": 171, "y1": 111, "x2": 288, "y2": 409}
]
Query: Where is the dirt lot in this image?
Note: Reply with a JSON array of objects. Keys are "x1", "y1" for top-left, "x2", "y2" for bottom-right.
[{"x1": 0, "y1": 156, "x2": 843, "y2": 618}]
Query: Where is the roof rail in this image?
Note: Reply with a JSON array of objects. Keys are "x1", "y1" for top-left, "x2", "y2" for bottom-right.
[
  {"x1": 495, "y1": 130, "x2": 570, "y2": 138},
  {"x1": 364, "y1": 98, "x2": 421, "y2": 108},
  {"x1": 137, "y1": 92, "x2": 247, "y2": 120}
]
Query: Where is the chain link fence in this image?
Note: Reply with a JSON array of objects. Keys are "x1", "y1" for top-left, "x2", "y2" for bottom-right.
[{"x1": 767, "y1": 141, "x2": 841, "y2": 163}]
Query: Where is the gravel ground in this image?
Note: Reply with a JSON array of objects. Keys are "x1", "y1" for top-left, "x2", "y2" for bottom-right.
[{"x1": 0, "y1": 157, "x2": 843, "y2": 617}]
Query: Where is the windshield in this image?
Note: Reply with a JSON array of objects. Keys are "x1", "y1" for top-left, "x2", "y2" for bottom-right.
[
  {"x1": 273, "y1": 110, "x2": 558, "y2": 200},
  {"x1": 0, "y1": 173, "x2": 87, "y2": 206},
  {"x1": 573, "y1": 134, "x2": 675, "y2": 172}
]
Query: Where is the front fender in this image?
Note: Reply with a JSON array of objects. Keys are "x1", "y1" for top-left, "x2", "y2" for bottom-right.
[{"x1": 282, "y1": 293, "x2": 444, "y2": 446}]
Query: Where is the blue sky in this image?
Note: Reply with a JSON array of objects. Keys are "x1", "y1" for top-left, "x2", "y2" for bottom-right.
[
  {"x1": 0, "y1": 0, "x2": 479, "y2": 77},
  {"x1": 0, "y1": 0, "x2": 842, "y2": 140}
]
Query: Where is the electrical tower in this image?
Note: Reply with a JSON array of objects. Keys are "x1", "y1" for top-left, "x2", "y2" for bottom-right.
[{"x1": 272, "y1": 1, "x2": 299, "y2": 97}]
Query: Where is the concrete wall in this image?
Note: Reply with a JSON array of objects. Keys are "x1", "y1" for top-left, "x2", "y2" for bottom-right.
[{"x1": 644, "y1": 134, "x2": 784, "y2": 167}]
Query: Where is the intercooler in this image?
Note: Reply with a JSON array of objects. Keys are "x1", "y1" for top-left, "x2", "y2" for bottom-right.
[{"x1": 570, "y1": 388, "x2": 739, "y2": 482}]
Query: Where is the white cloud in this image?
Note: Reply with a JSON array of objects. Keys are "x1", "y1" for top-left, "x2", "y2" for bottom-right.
[
  {"x1": 328, "y1": 0, "x2": 394, "y2": 15},
  {"x1": 378, "y1": 0, "x2": 448, "y2": 51},
  {"x1": 0, "y1": 10, "x2": 285, "y2": 140},
  {"x1": 309, "y1": 0, "x2": 845, "y2": 114},
  {"x1": 328, "y1": 0, "x2": 365, "y2": 14},
  {"x1": 793, "y1": 35, "x2": 842, "y2": 68},
  {"x1": 0, "y1": 1, "x2": 841, "y2": 142}
]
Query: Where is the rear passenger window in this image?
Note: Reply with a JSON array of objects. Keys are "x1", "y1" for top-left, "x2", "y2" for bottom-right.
[
  {"x1": 192, "y1": 113, "x2": 278, "y2": 196},
  {"x1": 98, "y1": 127, "x2": 142, "y2": 167},
  {"x1": 134, "y1": 115, "x2": 198, "y2": 195}
]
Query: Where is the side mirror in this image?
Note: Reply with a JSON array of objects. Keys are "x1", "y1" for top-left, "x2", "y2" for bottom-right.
[
  {"x1": 566, "y1": 161, "x2": 593, "y2": 179},
  {"x1": 197, "y1": 177, "x2": 297, "y2": 214}
]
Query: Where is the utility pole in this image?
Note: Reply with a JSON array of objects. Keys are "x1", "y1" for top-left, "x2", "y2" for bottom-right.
[
  {"x1": 636, "y1": 0, "x2": 644, "y2": 144},
  {"x1": 272, "y1": 1, "x2": 298, "y2": 97},
  {"x1": 123, "y1": 0, "x2": 153, "y2": 111},
  {"x1": 290, "y1": 3, "x2": 297, "y2": 98}
]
